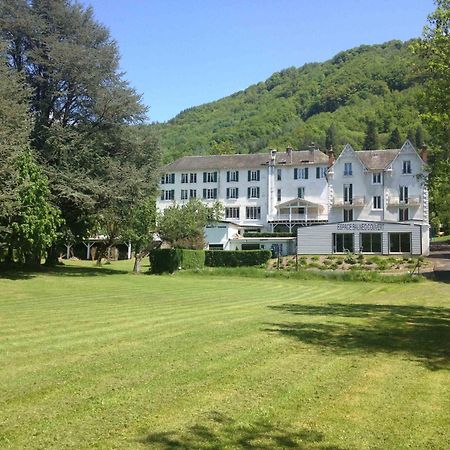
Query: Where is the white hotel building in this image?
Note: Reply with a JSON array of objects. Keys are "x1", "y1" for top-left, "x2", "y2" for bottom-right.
[{"x1": 157, "y1": 141, "x2": 430, "y2": 255}]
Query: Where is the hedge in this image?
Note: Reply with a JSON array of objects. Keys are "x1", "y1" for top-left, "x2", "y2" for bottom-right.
[
  {"x1": 205, "y1": 250, "x2": 271, "y2": 267},
  {"x1": 150, "y1": 249, "x2": 205, "y2": 273}
]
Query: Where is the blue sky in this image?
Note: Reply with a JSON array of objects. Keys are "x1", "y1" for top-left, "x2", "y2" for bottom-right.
[{"x1": 82, "y1": 0, "x2": 434, "y2": 123}]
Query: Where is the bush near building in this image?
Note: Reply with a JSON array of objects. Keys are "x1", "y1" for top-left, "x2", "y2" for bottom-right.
[
  {"x1": 205, "y1": 250, "x2": 271, "y2": 267},
  {"x1": 150, "y1": 249, "x2": 205, "y2": 273}
]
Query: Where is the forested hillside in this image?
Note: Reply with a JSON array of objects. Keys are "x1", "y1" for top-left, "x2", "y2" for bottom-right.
[{"x1": 155, "y1": 40, "x2": 425, "y2": 162}]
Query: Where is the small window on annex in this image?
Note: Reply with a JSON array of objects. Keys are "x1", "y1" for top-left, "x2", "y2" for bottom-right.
[
  {"x1": 332, "y1": 233, "x2": 354, "y2": 253},
  {"x1": 389, "y1": 233, "x2": 411, "y2": 253},
  {"x1": 360, "y1": 233, "x2": 382, "y2": 253}
]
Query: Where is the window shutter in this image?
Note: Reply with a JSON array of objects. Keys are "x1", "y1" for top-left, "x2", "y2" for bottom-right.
[
  {"x1": 248, "y1": 170, "x2": 251, "y2": 181},
  {"x1": 160, "y1": 190, "x2": 164, "y2": 200},
  {"x1": 247, "y1": 187, "x2": 251, "y2": 198},
  {"x1": 236, "y1": 171, "x2": 239, "y2": 182},
  {"x1": 316, "y1": 167, "x2": 320, "y2": 178},
  {"x1": 203, "y1": 172, "x2": 207, "y2": 183},
  {"x1": 214, "y1": 189, "x2": 217, "y2": 199},
  {"x1": 236, "y1": 188, "x2": 239, "y2": 198},
  {"x1": 226, "y1": 188, "x2": 229, "y2": 199},
  {"x1": 203, "y1": 188, "x2": 206, "y2": 199},
  {"x1": 305, "y1": 168, "x2": 309, "y2": 179},
  {"x1": 257, "y1": 187, "x2": 260, "y2": 198},
  {"x1": 294, "y1": 168, "x2": 298, "y2": 179},
  {"x1": 227, "y1": 171, "x2": 230, "y2": 182},
  {"x1": 257, "y1": 170, "x2": 260, "y2": 181}
]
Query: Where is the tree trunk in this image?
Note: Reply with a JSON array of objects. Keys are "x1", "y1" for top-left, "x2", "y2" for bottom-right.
[
  {"x1": 44, "y1": 244, "x2": 59, "y2": 266},
  {"x1": 5, "y1": 246, "x2": 14, "y2": 264},
  {"x1": 133, "y1": 254, "x2": 142, "y2": 274}
]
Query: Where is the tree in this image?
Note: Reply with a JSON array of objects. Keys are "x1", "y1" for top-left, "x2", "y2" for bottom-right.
[
  {"x1": 325, "y1": 124, "x2": 337, "y2": 150},
  {"x1": 414, "y1": 0, "x2": 450, "y2": 232},
  {"x1": 0, "y1": 0, "x2": 160, "y2": 261},
  {"x1": 9, "y1": 151, "x2": 62, "y2": 266},
  {"x1": 124, "y1": 198, "x2": 158, "y2": 273},
  {"x1": 415, "y1": 125, "x2": 425, "y2": 148},
  {"x1": 386, "y1": 128, "x2": 402, "y2": 148},
  {"x1": 0, "y1": 44, "x2": 30, "y2": 255},
  {"x1": 363, "y1": 120, "x2": 380, "y2": 150},
  {"x1": 158, "y1": 199, "x2": 223, "y2": 249},
  {"x1": 406, "y1": 128, "x2": 416, "y2": 146}
]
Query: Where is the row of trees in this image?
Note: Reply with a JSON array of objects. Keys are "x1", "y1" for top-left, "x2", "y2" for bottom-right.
[{"x1": 0, "y1": 0, "x2": 161, "y2": 271}]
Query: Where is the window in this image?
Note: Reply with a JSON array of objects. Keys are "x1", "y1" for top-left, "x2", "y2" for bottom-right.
[
  {"x1": 189, "y1": 189, "x2": 197, "y2": 198},
  {"x1": 277, "y1": 169, "x2": 282, "y2": 181},
  {"x1": 208, "y1": 244, "x2": 224, "y2": 250},
  {"x1": 344, "y1": 184, "x2": 353, "y2": 204},
  {"x1": 333, "y1": 233, "x2": 354, "y2": 253},
  {"x1": 294, "y1": 167, "x2": 309, "y2": 179},
  {"x1": 161, "y1": 173, "x2": 175, "y2": 184},
  {"x1": 372, "y1": 172, "x2": 382, "y2": 184},
  {"x1": 202, "y1": 188, "x2": 217, "y2": 199},
  {"x1": 389, "y1": 233, "x2": 411, "y2": 253},
  {"x1": 399, "y1": 207, "x2": 409, "y2": 221},
  {"x1": 248, "y1": 170, "x2": 260, "y2": 181},
  {"x1": 203, "y1": 172, "x2": 217, "y2": 183},
  {"x1": 225, "y1": 207, "x2": 240, "y2": 219},
  {"x1": 399, "y1": 186, "x2": 409, "y2": 204},
  {"x1": 277, "y1": 189, "x2": 281, "y2": 202},
  {"x1": 360, "y1": 233, "x2": 382, "y2": 253},
  {"x1": 180, "y1": 189, "x2": 188, "y2": 200},
  {"x1": 316, "y1": 167, "x2": 326, "y2": 178},
  {"x1": 297, "y1": 187, "x2": 305, "y2": 199},
  {"x1": 160, "y1": 190, "x2": 174, "y2": 201},
  {"x1": 227, "y1": 170, "x2": 239, "y2": 182},
  {"x1": 344, "y1": 162, "x2": 353, "y2": 176},
  {"x1": 242, "y1": 243, "x2": 261, "y2": 250},
  {"x1": 343, "y1": 208, "x2": 353, "y2": 222},
  {"x1": 246, "y1": 207, "x2": 261, "y2": 220},
  {"x1": 181, "y1": 173, "x2": 189, "y2": 183},
  {"x1": 226, "y1": 187, "x2": 239, "y2": 199},
  {"x1": 189, "y1": 173, "x2": 197, "y2": 183},
  {"x1": 373, "y1": 195, "x2": 382, "y2": 210},
  {"x1": 402, "y1": 160, "x2": 412, "y2": 174},
  {"x1": 247, "y1": 187, "x2": 260, "y2": 198}
]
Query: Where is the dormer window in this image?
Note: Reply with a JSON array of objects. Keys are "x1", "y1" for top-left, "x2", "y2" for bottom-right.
[
  {"x1": 402, "y1": 160, "x2": 412, "y2": 174},
  {"x1": 344, "y1": 163, "x2": 353, "y2": 176}
]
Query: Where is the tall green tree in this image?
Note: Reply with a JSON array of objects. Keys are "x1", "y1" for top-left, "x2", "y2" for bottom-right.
[
  {"x1": 414, "y1": 0, "x2": 450, "y2": 231},
  {"x1": 363, "y1": 120, "x2": 380, "y2": 150},
  {"x1": 9, "y1": 151, "x2": 62, "y2": 266},
  {"x1": 406, "y1": 128, "x2": 416, "y2": 146},
  {"x1": 0, "y1": 0, "x2": 160, "y2": 260},
  {"x1": 415, "y1": 125, "x2": 425, "y2": 148},
  {"x1": 386, "y1": 128, "x2": 403, "y2": 148},
  {"x1": 325, "y1": 124, "x2": 337, "y2": 150}
]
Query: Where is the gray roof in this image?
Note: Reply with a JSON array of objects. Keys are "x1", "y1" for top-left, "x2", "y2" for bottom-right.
[
  {"x1": 356, "y1": 149, "x2": 401, "y2": 170},
  {"x1": 164, "y1": 149, "x2": 328, "y2": 171}
]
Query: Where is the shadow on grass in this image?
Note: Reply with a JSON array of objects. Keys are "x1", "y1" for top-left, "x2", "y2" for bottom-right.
[
  {"x1": 140, "y1": 411, "x2": 341, "y2": 449},
  {"x1": 0, "y1": 263, "x2": 129, "y2": 279},
  {"x1": 266, "y1": 303, "x2": 450, "y2": 371}
]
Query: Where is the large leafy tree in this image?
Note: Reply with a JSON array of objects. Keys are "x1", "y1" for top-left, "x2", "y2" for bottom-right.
[
  {"x1": 414, "y1": 0, "x2": 450, "y2": 231},
  {"x1": 0, "y1": 0, "x2": 160, "y2": 261}
]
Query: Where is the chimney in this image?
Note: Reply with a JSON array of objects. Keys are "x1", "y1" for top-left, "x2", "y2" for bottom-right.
[
  {"x1": 420, "y1": 144, "x2": 428, "y2": 163},
  {"x1": 309, "y1": 142, "x2": 315, "y2": 153},
  {"x1": 270, "y1": 149, "x2": 277, "y2": 165},
  {"x1": 286, "y1": 146, "x2": 293, "y2": 163},
  {"x1": 328, "y1": 146, "x2": 336, "y2": 167}
]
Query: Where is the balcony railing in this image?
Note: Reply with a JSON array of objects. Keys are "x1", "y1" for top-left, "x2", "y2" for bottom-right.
[
  {"x1": 269, "y1": 213, "x2": 328, "y2": 222},
  {"x1": 332, "y1": 196, "x2": 365, "y2": 207},
  {"x1": 388, "y1": 196, "x2": 421, "y2": 206}
]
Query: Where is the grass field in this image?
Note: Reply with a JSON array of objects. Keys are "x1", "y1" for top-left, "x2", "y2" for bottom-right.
[{"x1": 0, "y1": 261, "x2": 449, "y2": 449}]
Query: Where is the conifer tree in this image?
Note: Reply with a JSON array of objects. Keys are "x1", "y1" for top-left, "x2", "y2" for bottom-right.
[
  {"x1": 325, "y1": 124, "x2": 337, "y2": 150},
  {"x1": 386, "y1": 128, "x2": 403, "y2": 148},
  {"x1": 363, "y1": 120, "x2": 380, "y2": 150}
]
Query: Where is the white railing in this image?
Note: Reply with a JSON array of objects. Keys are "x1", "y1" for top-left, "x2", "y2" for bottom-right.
[
  {"x1": 270, "y1": 213, "x2": 328, "y2": 221},
  {"x1": 388, "y1": 196, "x2": 421, "y2": 206},
  {"x1": 332, "y1": 196, "x2": 365, "y2": 207}
]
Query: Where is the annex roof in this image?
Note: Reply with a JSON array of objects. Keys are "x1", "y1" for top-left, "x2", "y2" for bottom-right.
[{"x1": 163, "y1": 149, "x2": 328, "y2": 171}]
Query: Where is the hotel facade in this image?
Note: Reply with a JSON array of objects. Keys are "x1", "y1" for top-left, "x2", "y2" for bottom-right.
[{"x1": 157, "y1": 141, "x2": 430, "y2": 255}]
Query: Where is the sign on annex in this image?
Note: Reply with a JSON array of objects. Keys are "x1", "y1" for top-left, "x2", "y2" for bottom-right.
[{"x1": 336, "y1": 222, "x2": 384, "y2": 231}]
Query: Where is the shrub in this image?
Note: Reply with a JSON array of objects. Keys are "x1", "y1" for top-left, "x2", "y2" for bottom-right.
[
  {"x1": 150, "y1": 248, "x2": 205, "y2": 273},
  {"x1": 205, "y1": 250, "x2": 271, "y2": 267},
  {"x1": 311, "y1": 255, "x2": 320, "y2": 261}
]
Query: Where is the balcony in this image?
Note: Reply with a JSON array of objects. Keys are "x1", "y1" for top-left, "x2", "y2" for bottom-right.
[
  {"x1": 332, "y1": 196, "x2": 365, "y2": 207},
  {"x1": 388, "y1": 196, "x2": 421, "y2": 206},
  {"x1": 272, "y1": 213, "x2": 328, "y2": 222}
]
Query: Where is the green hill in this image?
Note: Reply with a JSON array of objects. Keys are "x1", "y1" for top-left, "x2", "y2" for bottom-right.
[{"x1": 153, "y1": 40, "x2": 425, "y2": 162}]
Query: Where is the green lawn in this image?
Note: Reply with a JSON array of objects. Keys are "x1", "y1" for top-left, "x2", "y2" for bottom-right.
[{"x1": 0, "y1": 261, "x2": 449, "y2": 449}]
